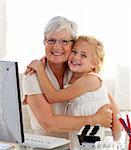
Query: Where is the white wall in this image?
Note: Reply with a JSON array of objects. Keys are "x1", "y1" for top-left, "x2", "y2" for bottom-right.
[
  {"x1": 3, "y1": 0, "x2": 130, "y2": 72},
  {"x1": 1, "y1": 0, "x2": 131, "y2": 110},
  {"x1": 0, "y1": 0, "x2": 7, "y2": 58}
]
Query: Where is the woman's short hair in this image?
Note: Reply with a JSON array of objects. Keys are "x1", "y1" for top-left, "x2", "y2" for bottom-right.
[
  {"x1": 44, "y1": 16, "x2": 78, "y2": 40},
  {"x1": 75, "y1": 36, "x2": 105, "y2": 73}
]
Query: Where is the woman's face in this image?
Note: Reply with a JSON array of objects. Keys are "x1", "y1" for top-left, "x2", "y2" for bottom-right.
[{"x1": 44, "y1": 30, "x2": 73, "y2": 65}]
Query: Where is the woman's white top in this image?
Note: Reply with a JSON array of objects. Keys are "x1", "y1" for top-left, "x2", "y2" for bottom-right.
[
  {"x1": 22, "y1": 62, "x2": 72, "y2": 138},
  {"x1": 65, "y1": 72, "x2": 112, "y2": 150}
]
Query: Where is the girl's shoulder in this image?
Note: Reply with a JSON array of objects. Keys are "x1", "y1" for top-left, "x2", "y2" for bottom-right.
[
  {"x1": 83, "y1": 72, "x2": 102, "y2": 91},
  {"x1": 83, "y1": 72, "x2": 102, "y2": 81}
]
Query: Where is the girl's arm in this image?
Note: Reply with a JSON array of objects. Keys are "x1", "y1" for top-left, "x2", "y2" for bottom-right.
[
  {"x1": 26, "y1": 94, "x2": 112, "y2": 132},
  {"x1": 108, "y1": 93, "x2": 122, "y2": 141},
  {"x1": 28, "y1": 60, "x2": 100, "y2": 103}
]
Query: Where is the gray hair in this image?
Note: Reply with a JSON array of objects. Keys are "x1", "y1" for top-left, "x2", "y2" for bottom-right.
[{"x1": 44, "y1": 16, "x2": 78, "y2": 40}]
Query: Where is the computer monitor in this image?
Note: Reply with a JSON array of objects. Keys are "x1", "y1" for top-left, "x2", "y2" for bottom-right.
[{"x1": 0, "y1": 60, "x2": 24, "y2": 143}]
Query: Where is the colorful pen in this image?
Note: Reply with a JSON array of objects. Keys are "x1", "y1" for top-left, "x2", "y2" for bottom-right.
[
  {"x1": 116, "y1": 114, "x2": 131, "y2": 138},
  {"x1": 126, "y1": 113, "x2": 131, "y2": 132}
]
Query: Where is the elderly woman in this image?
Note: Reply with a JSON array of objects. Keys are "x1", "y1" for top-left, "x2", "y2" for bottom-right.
[{"x1": 23, "y1": 16, "x2": 112, "y2": 139}]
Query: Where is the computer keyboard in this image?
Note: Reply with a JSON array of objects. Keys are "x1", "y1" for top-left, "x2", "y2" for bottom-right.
[{"x1": 22, "y1": 133, "x2": 70, "y2": 149}]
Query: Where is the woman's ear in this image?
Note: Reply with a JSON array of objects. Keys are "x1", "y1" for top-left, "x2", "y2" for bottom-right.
[{"x1": 43, "y1": 40, "x2": 46, "y2": 45}]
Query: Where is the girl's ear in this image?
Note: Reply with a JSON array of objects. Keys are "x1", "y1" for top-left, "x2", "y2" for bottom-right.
[{"x1": 91, "y1": 60, "x2": 98, "y2": 70}]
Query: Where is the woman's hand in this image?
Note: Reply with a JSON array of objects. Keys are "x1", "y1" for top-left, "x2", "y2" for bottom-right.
[
  {"x1": 24, "y1": 57, "x2": 47, "y2": 75},
  {"x1": 92, "y1": 104, "x2": 112, "y2": 127}
]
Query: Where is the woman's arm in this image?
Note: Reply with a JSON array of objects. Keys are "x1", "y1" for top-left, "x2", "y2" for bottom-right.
[
  {"x1": 26, "y1": 94, "x2": 112, "y2": 132},
  {"x1": 108, "y1": 93, "x2": 122, "y2": 141},
  {"x1": 28, "y1": 60, "x2": 100, "y2": 103}
]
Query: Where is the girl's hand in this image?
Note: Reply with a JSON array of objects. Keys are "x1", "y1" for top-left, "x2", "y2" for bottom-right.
[
  {"x1": 24, "y1": 66, "x2": 35, "y2": 75},
  {"x1": 24, "y1": 56, "x2": 47, "y2": 75},
  {"x1": 27, "y1": 60, "x2": 44, "y2": 72}
]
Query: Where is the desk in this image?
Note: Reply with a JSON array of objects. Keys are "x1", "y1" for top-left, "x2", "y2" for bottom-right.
[
  {"x1": 0, "y1": 141, "x2": 69, "y2": 150},
  {"x1": 0, "y1": 131, "x2": 128, "y2": 150},
  {"x1": 15, "y1": 144, "x2": 69, "y2": 150},
  {"x1": 0, "y1": 142, "x2": 69, "y2": 150}
]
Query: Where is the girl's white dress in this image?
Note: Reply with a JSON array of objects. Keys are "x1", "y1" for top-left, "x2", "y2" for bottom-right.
[{"x1": 65, "y1": 73, "x2": 112, "y2": 150}]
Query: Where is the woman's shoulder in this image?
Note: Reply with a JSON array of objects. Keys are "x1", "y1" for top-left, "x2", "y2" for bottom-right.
[
  {"x1": 22, "y1": 73, "x2": 42, "y2": 95},
  {"x1": 23, "y1": 73, "x2": 40, "y2": 88},
  {"x1": 23, "y1": 73, "x2": 38, "y2": 81}
]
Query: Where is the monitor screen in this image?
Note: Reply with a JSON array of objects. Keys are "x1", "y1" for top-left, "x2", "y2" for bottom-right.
[{"x1": 0, "y1": 60, "x2": 24, "y2": 143}]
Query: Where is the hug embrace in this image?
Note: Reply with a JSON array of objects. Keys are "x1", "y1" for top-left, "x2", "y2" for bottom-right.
[{"x1": 23, "y1": 16, "x2": 122, "y2": 150}]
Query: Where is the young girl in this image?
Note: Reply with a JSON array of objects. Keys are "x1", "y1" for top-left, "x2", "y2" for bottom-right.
[{"x1": 28, "y1": 36, "x2": 121, "y2": 149}]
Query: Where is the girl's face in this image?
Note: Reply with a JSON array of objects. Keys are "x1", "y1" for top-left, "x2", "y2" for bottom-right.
[
  {"x1": 68, "y1": 40, "x2": 96, "y2": 73},
  {"x1": 44, "y1": 30, "x2": 73, "y2": 65}
]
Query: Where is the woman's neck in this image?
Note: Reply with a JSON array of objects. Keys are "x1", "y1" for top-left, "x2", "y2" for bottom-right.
[{"x1": 48, "y1": 61, "x2": 68, "y2": 88}]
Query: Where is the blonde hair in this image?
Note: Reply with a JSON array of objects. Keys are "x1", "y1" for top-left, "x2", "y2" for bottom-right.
[{"x1": 75, "y1": 35, "x2": 105, "y2": 73}]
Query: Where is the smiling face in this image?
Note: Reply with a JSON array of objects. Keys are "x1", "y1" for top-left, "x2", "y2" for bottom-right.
[
  {"x1": 44, "y1": 30, "x2": 73, "y2": 65},
  {"x1": 68, "y1": 40, "x2": 96, "y2": 73}
]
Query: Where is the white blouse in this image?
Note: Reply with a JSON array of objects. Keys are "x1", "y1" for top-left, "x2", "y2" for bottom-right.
[{"x1": 22, "y1": 62, "x2": 72, "y2": 138}]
